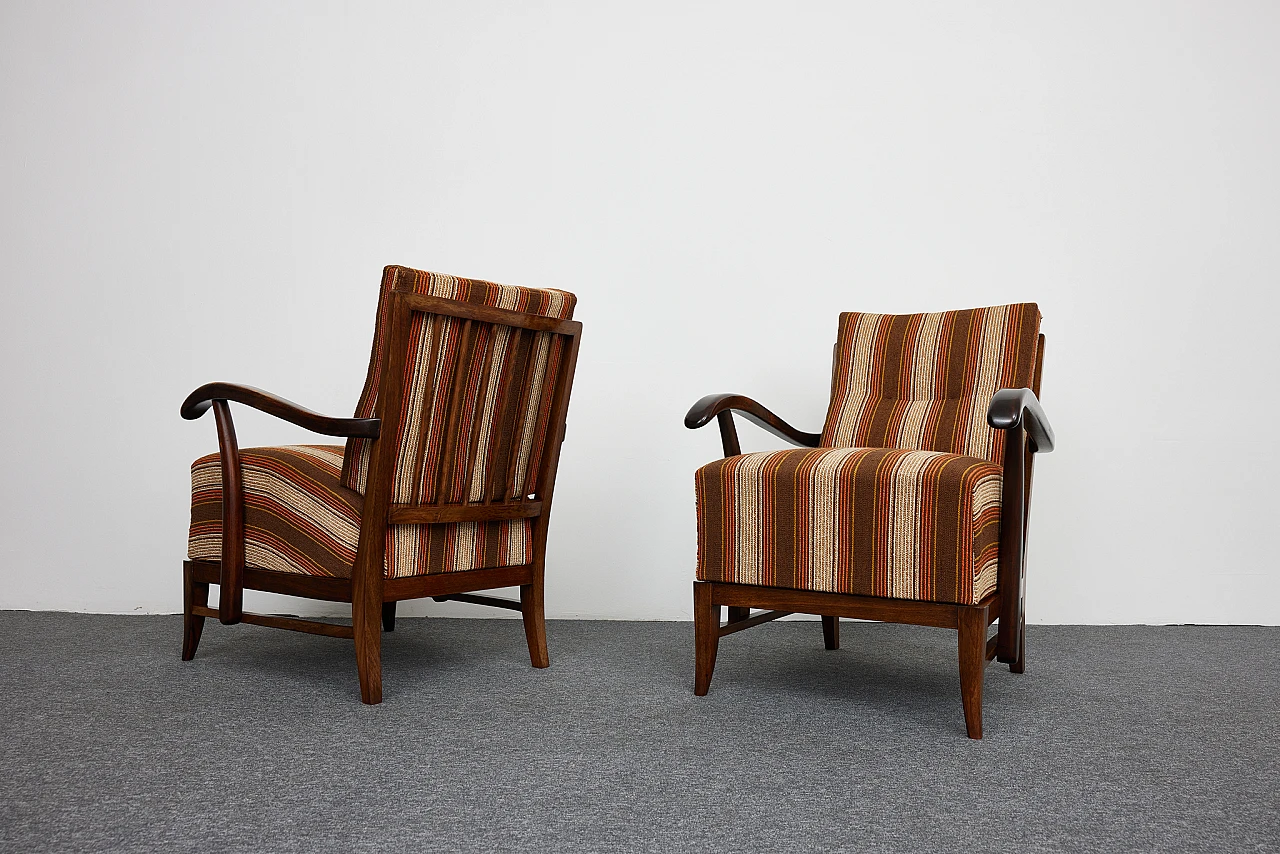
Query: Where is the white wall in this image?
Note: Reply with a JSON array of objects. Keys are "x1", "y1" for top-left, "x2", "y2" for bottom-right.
[{"x1": 2, "y1": 1, "x2": 1277, "y2": 624}]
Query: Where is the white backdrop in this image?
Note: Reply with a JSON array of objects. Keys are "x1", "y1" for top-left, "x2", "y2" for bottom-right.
[{"x1": 2, "y1": 1, "x2": 1277, "y2": 623}]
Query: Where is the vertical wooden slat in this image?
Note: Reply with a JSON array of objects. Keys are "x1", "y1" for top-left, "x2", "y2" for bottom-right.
[
  {"x1": 435, "y1": 318, "x2": 476, "y2": 504},
  {"x1": 503, "y1": 330, "x2": 543, "y2": 502},
  {"x1": 520, "y1": 337, "x2": 566, "y2": 498},
  {"x1": 485, "y1": 327, "x2": 532, "y2": 504},
  {"x1": 407, "y1": 313, "x2": 446, "y2": 504},
  {"x1": 459, "y1": 323, "x2": 498, "y2": 504}
]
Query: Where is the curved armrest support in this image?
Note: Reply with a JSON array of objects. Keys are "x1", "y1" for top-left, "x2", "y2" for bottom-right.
[
  {"x1": 181, "y1": 382, "x2": 380, "y2": 438},
  {"x1": 987, "y1": 388, "x2": 1054, "y2": 453},
  {"x1": 686, "y1": 393, "x2": 821, "y2": 456}
]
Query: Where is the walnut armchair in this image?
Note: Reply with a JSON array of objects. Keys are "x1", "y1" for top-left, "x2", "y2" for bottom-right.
[
  {"x1": 180, "y1": 265, "x2": 581, "y2": 704},
  {"x1": 686, "y1": 305, "x2": 1053, "y2": 738}
]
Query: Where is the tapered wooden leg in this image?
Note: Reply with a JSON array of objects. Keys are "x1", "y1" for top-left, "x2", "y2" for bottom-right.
[
  {"x1": 520, "y1": 581, "x2": 549, "y2": 668},
  {"x1": 958, "y1": 605, "x2": 988, "y2": 739},
  {"x1": 694, "y1": 582, "x2": 720, "y2": 696},
  {"x1": 822, "y1": 615, "x2": 840, "y2": 650},
  {"x1": 352, "y1": 592, "x2": 383, "y2": 705},
  {"x1": 727, "y1": 606, "x2": 750, "y2": 624},
  {"x1": 1009, "y1": 612, "x2": 1025, "y2": 674},
  {"x1": 382, "y1": 601, "x2": 396, "y2": 633},
  {"x1": 181, "y1": 563, "x2": 210, "y2": 661}
]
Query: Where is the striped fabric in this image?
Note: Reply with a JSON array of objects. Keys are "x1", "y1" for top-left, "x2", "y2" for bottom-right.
[
  {"x1": 190, "y1": 446, "x2": 361, "y2": 578},
  {"x1": 341, "y1": 265, "x2": 575, "y2": 579},
  {"x1": 188, "y1": 446, "x2": 532, "y2": 578},
  {"x1": 822, "y1": 304, "x2": 1040, "y2": 464},
  {"x1": 696, "y1": 448, "x2": 1003, "y2": 604}
]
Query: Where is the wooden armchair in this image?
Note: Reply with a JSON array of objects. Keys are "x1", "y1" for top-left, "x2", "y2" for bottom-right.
[
  {"x1": 180, "y1": 265, "x2": 581, "y2": 704},
  {"x1": 686, "y1": 304, "x2": 1054, "y2": 737}
]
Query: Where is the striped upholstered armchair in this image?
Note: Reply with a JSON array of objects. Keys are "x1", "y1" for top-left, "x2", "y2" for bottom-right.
[
  {"x1": 180, "y1": 265, "x2": 581, "y2": 704},
  {"x1": 686, "y1": 304, "x2": 1054, "y2": 737}
]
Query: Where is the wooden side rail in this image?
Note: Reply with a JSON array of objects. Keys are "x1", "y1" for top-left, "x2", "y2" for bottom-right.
[
  {"x1": 719, "y1": 609, "x2": 791, "y2": 637},
  {"x1": 432, "y1": 593, "x2": 524, "y2": 611},
  {"x1": 191, "y1": 606, "x2": 355, "y2": 639},
  {"x1": 388, "y1": 501, "x2": 543, "y2": 524}
]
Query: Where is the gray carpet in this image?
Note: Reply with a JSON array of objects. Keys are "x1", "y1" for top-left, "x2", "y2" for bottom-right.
[{"x1": 0, "y1": 614, "x2": 1275, "y2": 853}]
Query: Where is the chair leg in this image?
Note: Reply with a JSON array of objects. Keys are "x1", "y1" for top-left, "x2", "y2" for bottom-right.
[
  {"x1": 353, "y1": 596, "x2": 383, "y2": 705},
  {"x1": 726, "y1": 606, "x2": 750, "y2": 624},
  {"x1": 1010, "y1": 612, "x2": 1026, "y2": 674},
  {"x1": 181, "y1": 563, "x2": 209, "y2": 661},
  {"x1": 694, "y1": 581, "x2": 720, "y2": 696},
  {"x1": 957, "y1": 605, "x2": 987, "y2": 739},
  {"x1": 822, "y1": 615, "x2": 840, "y2": 650},
  {"x1": 382, "y1": 601, "x2": 396, "y2": 633},
  {"x1": 520, "y1": 581, "x2": 549, "y2": 669}
]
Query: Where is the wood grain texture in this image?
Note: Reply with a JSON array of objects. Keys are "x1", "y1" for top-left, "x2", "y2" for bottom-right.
[
  {"x1": 187, "y1": 561, "x2": 353, "y2": 603},
  {"x1": 717, "y1": 609, "x2": 790, "y2": 637},
  {"x1": 181, "y1": 382, "x2": 380, "y2": 438},
  {"x1": 212, "y1": 400, "x2": 244, "y2": 625},
  {"x1": 388, "y1": 502, "x2": 542, "y2": 524},
  {"x1": 382, "y1": 564, "x2": 535, "y2": 602},
  {"x1": 191, "y1": 606, "x2": 356, "y2": 639},
  {"x1": 694, "y1": 581, "x2": 719, "y2": 696},
  {"x1": 181, "y1": 562, "x2": 209, "y2": 660},
  {"x1": 957, "y1": 603, "x2": 989, "y2": 739},
  {"x1": 685, "y1": 393, "x2": 821, "y2": 450},
  {"x1": 710, "y1": 583, "x2": 969, "y2": 629},
  {"x1": 400, "y1": 292, "x2": 582, "y2": 336}
]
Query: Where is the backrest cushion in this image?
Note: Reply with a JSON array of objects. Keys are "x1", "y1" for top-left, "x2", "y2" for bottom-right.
[
  {"x1": 821, "y1": 304, "x2": 1040, "y2": 463},
  {"x1": 342, "y1": 265, "x2": 576, "y2": 502}
]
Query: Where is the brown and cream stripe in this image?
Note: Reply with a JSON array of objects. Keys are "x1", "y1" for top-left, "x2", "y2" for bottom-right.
[
  {"x1": 822, "y1": 304, "x2": 1040, "y2": 464},
  {"x1": 696, "y1": 447, "x2": 1003, "y2": 604},
  {"x1": 189, "y1": 445, "x2": 533, "y2": 579}
]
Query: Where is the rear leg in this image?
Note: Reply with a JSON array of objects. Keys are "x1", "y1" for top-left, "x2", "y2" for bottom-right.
[{"x1": 822, "y1": 615, "x2": 840, "y2": 650}]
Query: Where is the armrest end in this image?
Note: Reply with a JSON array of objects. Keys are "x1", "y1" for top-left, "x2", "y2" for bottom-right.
[{"x1": 987, "y1": 388, "x2": 1055, "y2": 453}]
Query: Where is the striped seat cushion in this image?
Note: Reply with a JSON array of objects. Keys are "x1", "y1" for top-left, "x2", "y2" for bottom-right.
[
  {"x1": 696, "y1": 447, "x2": 1003, "y2": 604},
  {"x1": 188, "y1": 446, "x2": 531, "y2": 578}
]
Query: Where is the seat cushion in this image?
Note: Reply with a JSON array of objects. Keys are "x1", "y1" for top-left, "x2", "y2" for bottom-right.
[
  {"x1": 189, "y1": 445, "x2": 531, "y2": 578},
  {"x1": 695, "y1": 448, "x2": 1003, "y2": 604}
]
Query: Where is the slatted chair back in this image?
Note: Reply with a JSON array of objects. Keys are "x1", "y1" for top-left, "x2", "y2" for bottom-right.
[
  {"x1": 342, "y1": 266, "x2": 581, "y2": 578},
  {"x1": 821, "y1": 304, "x2": 1041, "y2": 463}
]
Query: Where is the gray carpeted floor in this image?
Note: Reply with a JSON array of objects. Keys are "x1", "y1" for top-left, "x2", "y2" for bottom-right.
[{"x1": 0, "y1": 613, "x2": 1276, "y2": 853}]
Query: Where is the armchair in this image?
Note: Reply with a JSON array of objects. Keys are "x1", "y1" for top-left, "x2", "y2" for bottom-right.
[
  {"x1": 687, "y1": 304, "x2": 1052, "y2": 737},
  {"x1": 181, "y1": 265, "x2": 582, "y2": 704}
]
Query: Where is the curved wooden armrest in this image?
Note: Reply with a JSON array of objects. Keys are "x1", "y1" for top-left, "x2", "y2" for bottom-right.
[
  {"x1": 685, "y1": 393, "x2": 821, "y2": 457},
  {"x1": 181, "y1": 382, "x2": 380, "y2": 438},
  {"x1": 987, "y1": 388, "x2": 1054, "y2": 453}
]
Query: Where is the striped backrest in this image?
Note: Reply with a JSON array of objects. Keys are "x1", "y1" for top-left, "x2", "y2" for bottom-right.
[
  {"x1": 820, "y1": 304, "x2": 1040, "y2": 463},
  {"x1": 342, "y1": 266, "x2": 577, "y2": 504}
]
